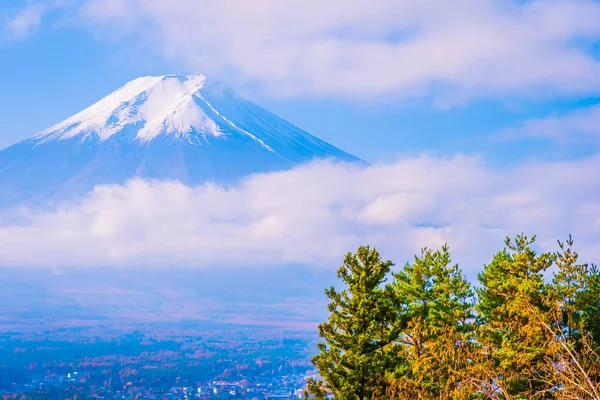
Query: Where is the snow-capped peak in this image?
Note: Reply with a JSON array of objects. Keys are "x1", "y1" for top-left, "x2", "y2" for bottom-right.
[{"x1": 35, "y1": 74, "x2": 226, "y2": 144}]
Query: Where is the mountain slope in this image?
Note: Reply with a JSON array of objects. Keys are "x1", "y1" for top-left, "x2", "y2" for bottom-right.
[{"x1": 0, "y1": 74, "x2": 360, "y2": 207}]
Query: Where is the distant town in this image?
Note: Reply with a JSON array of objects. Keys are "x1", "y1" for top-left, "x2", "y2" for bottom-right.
[
  {"x1": 0, "y1": 325, "x2": 321, "y2": 400},
  {"x1": 3, "y1": 370, "x2": 316, "y2": 400}
]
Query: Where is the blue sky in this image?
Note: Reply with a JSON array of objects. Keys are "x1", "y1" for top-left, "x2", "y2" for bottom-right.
[
  {"x1": 1, "y1": 0, "x2": 600, "y2": 164},
  {"x1": 2, "y1": 0, "x2": 600, "y2": 274}
]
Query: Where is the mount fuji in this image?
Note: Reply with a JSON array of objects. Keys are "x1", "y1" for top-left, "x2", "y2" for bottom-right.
[{"x1": 0, "y1": 74, "x2": 361, "y2": 207}]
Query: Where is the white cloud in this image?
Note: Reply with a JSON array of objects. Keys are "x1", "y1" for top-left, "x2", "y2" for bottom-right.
[
  {"x1": 497, "y1": 104, "x2": 600, "y2": 143},
  {"x1": 73, "y1": 0, "x2": 600, "y2": 101},
  {"x1": 1, "y1": 155, "x2": 600, "y2": 276}
]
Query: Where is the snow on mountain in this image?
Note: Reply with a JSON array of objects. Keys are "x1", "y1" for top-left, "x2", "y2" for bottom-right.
[
  {"x1": 0, "y1": 74, "x2": 361, "y2": 207},
  {"x1": 37, "y1": 74, "x2": 232, "y2": 145}
]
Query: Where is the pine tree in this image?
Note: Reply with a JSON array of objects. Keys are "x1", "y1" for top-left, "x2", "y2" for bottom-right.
[
  {"x1": 579, "y1": 263, "x2": 600, "y2": 350},
  {"x1": 390, "y1": 245, "x2": 475, "y2": 399},
  {"x1": 550, "y1": 238, "x2": 600, "y2": 351},
  {"x1": 549, "y1": 236, "x2": 591, "y2": 346},
  {"x1": 543, "y1": 237, "x2": 600, "y2": 396},
  {"x1": 307, "y1": 246, "x2": 399, "y2": 400},
  {"x1": 475, "y1": 235, "x2": 553, "y2": 398}
]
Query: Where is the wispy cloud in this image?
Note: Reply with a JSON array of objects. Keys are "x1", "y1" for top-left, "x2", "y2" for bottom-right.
[
  {"x1": 1, "y1": 155, "x2": 599, "y2": 275},
  {"x1": 4, "y1": 4, "x2": 46, "y2": 38},
  {"x1": 2, "y1": 0, "x2": 77, "y2": 39},
  {"x1": 74, "y1": 0, "x2": 600, "y2": 101},
  {"x1": 495, "y1": 104, "x2": 600, "y2": 144}
]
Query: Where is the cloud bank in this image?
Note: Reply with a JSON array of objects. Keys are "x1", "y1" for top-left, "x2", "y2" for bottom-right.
[
  {"x1": 5, "y1": 0, "x2": 600, "y2": 101},
  {"x1": 1, "y1": 155, "x2": 599, "y2": 275},
  {"x1": 77, "y1": 0, "x2": 600, "y2": 100}
]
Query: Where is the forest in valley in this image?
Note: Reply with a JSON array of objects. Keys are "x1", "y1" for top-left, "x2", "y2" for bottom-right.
[{"x1": 307, "y1": 235, "x2": 600, "y2": 400}]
